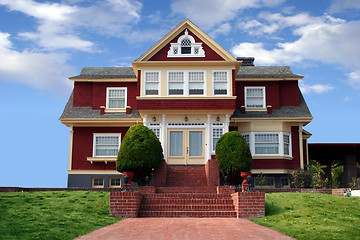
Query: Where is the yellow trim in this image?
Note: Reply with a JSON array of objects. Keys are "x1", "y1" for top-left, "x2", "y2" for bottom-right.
[
  {"x1": 138, "y1": 110, "x2": 234, "y2": 116},
  {"x1": 68, "y1": 170, "x2": 122, "y2": 175},
  {"x1": 69, "y1": 78, "x2": 137, "y2": 82},
  {"x1": 252, "y1": 156, "x2": 293, "y2": 160},
  {"x1": 137, "y1": 96, "x2": 236, "y2": 100},
  {"x1": 251, "y1": 169, "x2": 294, "y2": 174},
  {"x1": 92, "y1": 177, "x2": 104, "y2": 188},
  {"x1": 60, "y1": 118, "x2": 142, "y2": 127},
  {"x1": 135, "y1": 19, "x2": 237, "y2": 63},
  {"x1": 104, "y1": 109, "x2": 126, "y2": 113},
  {"x1": 109, "y1": 177, "x2": 122, "y2": 188},
  {"x1": 236, "y1": 77, "x2": 303, "y2": 81},
  {"x1": 68, "y1": 125, "x2": 74, "y2": 171}
]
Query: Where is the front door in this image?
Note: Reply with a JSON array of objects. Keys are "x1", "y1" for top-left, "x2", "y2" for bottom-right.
[{"x1": 167, "y1": 129, "x2": 205, "y2": 165}]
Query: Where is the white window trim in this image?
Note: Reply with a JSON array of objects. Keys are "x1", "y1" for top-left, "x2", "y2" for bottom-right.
[
  {"x1": 92, "y1": 133, "x2": 122, "y2": 158},
  {"x1": 143, "y1": 71, "x2": 161, "y2": 96},
  {"x1": 244, "y1": 86, "x2": 266, "y2": 109},
  {"x1": 212, "y1": 70, "x2": 230, "y2": 96},
  {"x1": 167, "y1": 70, "x2": 206, "y2": 96},
  {"x1": 211, "y1": 123, "x2": 224, "y2": 154},
  {"x1": 106, "y1": 87, "x2": 127, "y2": 110},
  {"x1": 242, "y1": 132, "x2": 292, "y2": 157}
]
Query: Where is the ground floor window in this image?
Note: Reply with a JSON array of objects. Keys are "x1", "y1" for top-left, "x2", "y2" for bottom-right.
[
  {"x1": 93, "y1": 134, "x2": 121, "y2": 157},
  {"x1": 211, "y1": 123, "x2": 224, "y2": 152},
  {"x1": 148, "y1": 123, "x2": 161, "y2": 139},
  {"x1": 255, "y1": 176, "x2": 275, "y2": 187},
  {"x1": 280, "y1": 177, "x2": 290, "y2": 187},
  {"x1": 109, "y1": 177, "x2": 121, "y2": 188},
  {"x1": 92, "y1": 177, "x2": 104, "y2": 188}
]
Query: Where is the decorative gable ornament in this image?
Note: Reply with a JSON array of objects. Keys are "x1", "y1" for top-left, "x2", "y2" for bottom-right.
[{"x1": 167, "y1": 29, "x2": 205, "y2": 58}]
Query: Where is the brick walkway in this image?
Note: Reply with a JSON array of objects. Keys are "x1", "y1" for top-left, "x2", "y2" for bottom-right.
[{"x1": 76, "y1": 218, "x2": 294, "y2": 240}]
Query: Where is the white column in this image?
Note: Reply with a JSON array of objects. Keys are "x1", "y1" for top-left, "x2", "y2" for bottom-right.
[
  {"x1": 224, "y1": 114, "x2": 230, "y2": 133},
  {"x1": 162, "y1": 114, "x2": 166, "y2": 159},
  {"x1": 143, "y1": 114, "x2": 148, "y2": 127},
  {"x1": 68, "y1": 125, "x2": 74, "y2": 171},
  {"x1": 207, "y1": 114, "x2": 211, "y2": 160},
  {"x1": 299, "y1": 124, "x2": 304, "y2": 169}
]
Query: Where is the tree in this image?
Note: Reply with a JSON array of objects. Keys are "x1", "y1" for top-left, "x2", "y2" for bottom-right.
[
  {"x1": 215, "y1": 131, "x2": 252, "y2": 184},
  {"x1": 116, "y1": 124, "x2": 164, "y2": 185}
]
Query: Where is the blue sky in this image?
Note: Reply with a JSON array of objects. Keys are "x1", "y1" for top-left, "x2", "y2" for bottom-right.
[{"x1": 0, "y1": 0, "x2": 359, "y2": 187}]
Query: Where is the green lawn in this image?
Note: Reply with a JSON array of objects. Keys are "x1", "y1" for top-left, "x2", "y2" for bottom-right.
[
  {"x1": 251, "y1": 193, "x2": 360, "y2": 240},
  {"x1": 0, "y1": 191, "x2": 120, "y2": 240}
]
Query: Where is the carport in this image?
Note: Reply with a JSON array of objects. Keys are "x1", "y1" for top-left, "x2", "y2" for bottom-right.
[{"x1": 308, "y1": 143, "x2": 360, "y2": 187}]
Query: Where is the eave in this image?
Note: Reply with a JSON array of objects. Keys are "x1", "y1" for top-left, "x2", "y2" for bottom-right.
[
  {"x1": 59, "y1": 118, "x2": 143, "y2": 127},
  {"x1": 236, "y1": 77, "x2": 303, "y2": 81},
  {"x1": 68, "y1": 78, "x2": 137, "y2": 82}
]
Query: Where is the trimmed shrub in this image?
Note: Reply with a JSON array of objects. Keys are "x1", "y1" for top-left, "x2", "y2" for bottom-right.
[
  {"x1": 215, "y1": 131, "x2": 252, "y2": 180},
  {"x1": 116, "y1": 124, "x2": 164, "y2": 185}
]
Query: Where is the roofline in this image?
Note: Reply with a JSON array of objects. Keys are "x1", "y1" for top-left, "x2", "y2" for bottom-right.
[
  {"x1": 308, "y1": 143, "x2": 360, "y2": 147},
  {"x1": 236, "y1": 77, "x2": 303, "y2": 81},
  {"x1": 59, "y1": 118, "x2": 143, "y2": 127},
  {"x1": 68, "y1": 78, "x2": 137, "y2": 82},
  {"x1": 231, "y1": 117, "x2": 313, "y2": 123}
]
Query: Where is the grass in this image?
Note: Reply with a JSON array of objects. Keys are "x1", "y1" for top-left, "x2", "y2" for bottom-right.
[
  {"x1": 0, "y1": 191, "x2": 120, "y2": 240},
  {"x1": 250, "y1": 193, "x2": 360, "y2": 240}
]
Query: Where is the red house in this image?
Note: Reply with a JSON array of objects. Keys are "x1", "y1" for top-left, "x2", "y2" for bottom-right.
[{"x1": 60, "y1": 19, "x2": 312, "y2": 188}]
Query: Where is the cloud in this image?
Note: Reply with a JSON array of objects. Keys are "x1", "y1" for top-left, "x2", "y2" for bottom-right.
[
  {"x1": 299, "y1": 82, "x2": 334, "y2": 94},
  {"x1": 328, "y1": 0, "x2": 360, "y2": 13},
  {"x1": 210, "y1": 23, "x2": 232, "y2": 38},
  {"x1": 347, "y1": 71, "x2": 360, "y2": 89},
  {"x1": 171, "y1": 0, "x2": 285, "y2": 29},
  {"x1": 0, "y1": 32, "x2": 74, "y2": 94}
]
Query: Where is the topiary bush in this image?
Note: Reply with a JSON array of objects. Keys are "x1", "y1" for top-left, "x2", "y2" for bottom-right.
[
  {"x1": 116, "y1": 124, "x2": 164, "y2": 185},
  {"x1": 215, "y1": 131, "x2": 252, "y2": 184}
]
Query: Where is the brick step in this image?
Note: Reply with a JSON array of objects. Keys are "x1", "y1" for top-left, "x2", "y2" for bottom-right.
[
  {"x1": 156, "y1": 187, "x2": 217, "y2": 193},
  {"x1": 139, "y1": 210, "x2": 237, "y2": 218},
  {"x1": 143, "y1": 193, "x2": 231, "y2": 199},
  {"x1": 142, "y1": 197, "x2": 234, "y2": 205},
  {"x1": 166, "y1": 166, "x2": 208, "y2": 187},
  {"x1": 141, "y1": 204, "x2": 235, "y2": 211}
]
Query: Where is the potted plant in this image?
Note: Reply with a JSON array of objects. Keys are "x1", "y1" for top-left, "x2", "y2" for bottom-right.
[
  {"x1": 215, "y1": 131, "x2": 252, "y2": 186},
  {"x1": 116, "y1": 124, "x2": 164, "y2": 186}
]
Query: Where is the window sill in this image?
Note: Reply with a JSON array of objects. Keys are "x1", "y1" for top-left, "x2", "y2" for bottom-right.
[
  {"x1": 87, "y1": 157, "x2": 117, "y2": 164},
  {"x1": 252, "y1": 156, "x2": 293, "y2": 160},
  {"x1": 104, "y1": 109, "x2": 126, "y2": 113}
]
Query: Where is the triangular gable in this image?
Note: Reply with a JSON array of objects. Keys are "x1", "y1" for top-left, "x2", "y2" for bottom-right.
[{"x1": 135, "y1": 19, "x2": 237, "y2": 62}]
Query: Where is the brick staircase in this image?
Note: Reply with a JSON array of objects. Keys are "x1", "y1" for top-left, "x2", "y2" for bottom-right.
[
  {"x1": 165, "y1": 165, "x2": 208, "y2": 187},
  {"x1": 139, "y1": 187, "x2": 236, "y2": 218}
]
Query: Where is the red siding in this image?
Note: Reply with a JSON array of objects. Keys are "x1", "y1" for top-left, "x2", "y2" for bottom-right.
[
  {"x1": 236, "y1": 81, "x2": 280, "y2": 109},
  {"x1": 149, "y1": 29, "x2": 225, "y2": 61},
  {"x1": 73, "y1": 82, "x2": 138, "y2": 110},
  {"x1": 73, "y1": 82, "x2": 92, "y2": 106},
  {"x1": 280, "y1": 81, "x2": 299, "y2": 106},
  {"x1": 72, "y1": 127, "x2": 129, "y2": 170},
  {"x1": 137, "y1": 99, "x2": 236, "y2": 110}
]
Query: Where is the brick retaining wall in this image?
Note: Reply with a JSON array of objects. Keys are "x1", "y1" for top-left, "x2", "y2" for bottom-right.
[
  {"x1": 232, "y1": 192, "x2": 265, "y2": 218},
  {"x1": 110, "y1": 191, "x2": 142, "y2": 218}
]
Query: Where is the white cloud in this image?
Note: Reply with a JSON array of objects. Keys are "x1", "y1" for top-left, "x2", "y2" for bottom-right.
[
  {"x1": 329, "y1": 0, "x2": 360, "y2": 13},
  {"x1": 347, "y1": 71, "x2": 360, "y2": 89},
  {"x1": 299, "y1": 82, "x2": 334, "y2": 94},
  {"x1": 171, "y1": 0, "x2": 285, "y2": 29},
  {"x1": 210, "y1": 23, "x2": 232, "y2": 38},
  {"x1": 0, "y1": 32, "x2": 74, "y2": 94}
]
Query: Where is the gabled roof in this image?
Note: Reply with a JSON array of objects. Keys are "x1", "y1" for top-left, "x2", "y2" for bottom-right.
[
  {"x1": 232, "y1": 91, "x2": 312, "y2": 120},
  {"x1": 69, "y1": 67, "x2": 136, "y2": 79},
  {"x1": 134, "y1": 19, "x2": 237, "y2": 62},
  {"x1": 236, "y1": 66, "x2": 303, "y2": 79}
]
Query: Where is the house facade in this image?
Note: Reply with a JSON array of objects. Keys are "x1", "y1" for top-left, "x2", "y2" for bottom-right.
[{"x1": 60, "y1": 19, "x2": 313, "y2": 188}]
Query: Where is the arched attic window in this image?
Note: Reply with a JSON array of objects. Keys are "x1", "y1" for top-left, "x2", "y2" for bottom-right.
[{"x1": 167, "y1": 29, "x2": 205, "y2": 57}]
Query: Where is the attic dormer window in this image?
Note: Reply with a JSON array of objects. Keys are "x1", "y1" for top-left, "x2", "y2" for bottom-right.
[{"x1": 168, "y1": 29, "x2": 205, "y2": 58}]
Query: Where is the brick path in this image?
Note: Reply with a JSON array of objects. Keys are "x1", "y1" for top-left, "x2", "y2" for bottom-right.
[{"x1": 76, "y1": 218, "x2": 294, "y2": 240}]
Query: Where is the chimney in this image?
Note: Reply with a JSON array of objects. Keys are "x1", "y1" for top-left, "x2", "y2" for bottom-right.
[{"x1": 236, "y1": 57, "x2": 255, "y2": 66}]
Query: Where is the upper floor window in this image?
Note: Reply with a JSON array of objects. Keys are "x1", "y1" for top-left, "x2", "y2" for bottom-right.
[
  {"x1": 144, "y1": 71, "x2": 160, "y2": 96},
  {"x1": 167, "y1": 29, "x2": 205, "y2": 58},
  {"x1": 106, "y1": 87, "x2": 127, "y2": 109},
  {"x1": 245, "y1": 87, "x2": 265, "y2": 109},
  {"x1": 168, "y1": 70, "x2": 205, "y2": 96},
  {"x1": 93, "y1": 134, "x2": 121, "y2": 157},
  {"x1": 213, "y1": 70, "x2": 229, "y2": 95}
]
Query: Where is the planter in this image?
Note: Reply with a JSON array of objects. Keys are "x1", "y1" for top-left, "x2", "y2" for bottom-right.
[{"x1": 241, "y1": 171, "x2": 252, "y2": 192}]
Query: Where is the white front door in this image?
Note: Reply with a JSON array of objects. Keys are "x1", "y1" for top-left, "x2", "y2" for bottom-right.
[{"x1": 167, "y1": 129, "x2": 205, "y2": 165}]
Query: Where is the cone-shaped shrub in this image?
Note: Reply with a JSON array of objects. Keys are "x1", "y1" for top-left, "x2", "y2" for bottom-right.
[
  {"x1": 215, "y1": 131, "x2": 252, "y2": 177},
  {"x1": 116, "y1": 124, "x2": 164, "y2": 185}
]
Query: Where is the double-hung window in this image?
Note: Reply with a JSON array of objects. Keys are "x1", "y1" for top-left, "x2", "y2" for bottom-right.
[
  {"x1": 144, "y1": 71, "x2": 160, "y2": 96},
  {"x1": 106, "y1": 87, "x2": 127, "y2": 109},
  {"x1": 168, "y1": 70, "x2": 205, "y2": 96},
  {"x1": 93, "y1": 134, "x2": 121, "y2": 157},
  {"x1": 213, "y1": 70, "x2": 229, "y2": 95},
  {"x1": 148, "y1": 123, "x2": 161, "y2": 139},
  {"x1": 211, "y1": 123, "x2": 224, "y2": 152},
  {"x1": 255, "y1": 133, "x2": 279, "y2": 155},
  {"x1": 245, "y1": 87, "x2": 265, "y2": 109}
]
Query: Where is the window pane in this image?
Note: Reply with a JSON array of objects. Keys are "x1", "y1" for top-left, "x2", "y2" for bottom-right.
[
  {"x1": 189, "y1": 72, "x2": 204, "y2": 95},
  {"x1": 145, "y1": 72, "x2": 159, "y2": 96},
  {"x1": 109, "y1": 99, "x2": 125, "y2": 108},
  {"x1": 95, "y1": 136, "x2": 120, "y2": 157},
  {"x1": 214, "y1": 82, "x2": 227, "y2": 95},
  {"x1": 246, "y1": 88, "x2": 264, "y2": 108},
  {"x1": 212, "y1": 128, "x2": 223, "y2": 151},
  {"x1": 93, "y1": 178, "x2": 103, "y2": 186},
  {"x1": 108, "y1": 88, "x2": 126, "y2": 108},
  {"x1": 169, "y1": 72, "x2": 184, "y2": 95},
  {"x1": 170, "y1": 131, "x2": 183, "y2": 156},
  {"x1": 189, "y1": 131, "x2": 202, "y2": 156},
  {"x1": 255, "y1": 134, "x2": 279, "y2": 154},
  {"x1": 284, "y1": 135, "x2": 290, "y2": 155},
  {"x1": 110, "y1": 178, "x2": 121, "y2": 187}
]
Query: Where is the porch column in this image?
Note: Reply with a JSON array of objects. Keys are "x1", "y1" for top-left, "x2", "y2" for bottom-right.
[
  {"x1": 68, "y1": 125, "x2": 74, "y2": 171},
  {"x1": 143, "y1": 114, "x2": 148, "y2": 127},
  {"x1": 207, "y1": 114, "x2": 211, "y2": 160},
  {"x1": 162, "y1": 115, "x2": 167, "y2": 158},
  {"x1": 299, "y1": 124, "x2": 304, "y2": 169},
  {"x1": 224, "y1": 114, "x2": 230, "y2": 133}
]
